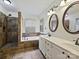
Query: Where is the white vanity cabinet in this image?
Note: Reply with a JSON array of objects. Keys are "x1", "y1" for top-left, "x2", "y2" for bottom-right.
[
  {"x1": 45, "y1": 40, "x2": 52, "y2": 55},
  {"x1": 66, "y1": 53, "x2": 77, "y2": 59},
  {"x1": 39, "y1": 37, "x2": 46, "y2": 56},
  {"x1": 39, "y1": 38, "x2": 52, "y2": 59},
  {"x1": 52, "y1": 45, "x2": 67, "y2": 59},
  {"x1": 53, "y1": 47, "x2": 77, "y2": 59},
  {"x1": 39, "y1": 37, "x2": 79, "y2": 59},
  {"x1": 45, "y1": 39, "x2": 67, "y2": 59},
  {"x1": 45, "y1": 40, "x2": 52, "y2": 59},
  {"x1": 51, "y1": 43, "x2": 78, "y2": 59}
]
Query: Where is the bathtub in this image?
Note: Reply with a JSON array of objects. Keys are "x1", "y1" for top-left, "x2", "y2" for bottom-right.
[{"x1": 21, "y1": 36, "x2": 39, "y2": 42}]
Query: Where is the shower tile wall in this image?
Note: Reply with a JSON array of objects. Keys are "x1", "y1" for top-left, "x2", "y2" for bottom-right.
[{"x1": 7, "y1": 17, "x2": 18, "y2": 43}]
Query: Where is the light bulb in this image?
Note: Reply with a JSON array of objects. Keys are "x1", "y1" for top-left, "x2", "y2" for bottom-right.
[
  {"x1": 59, "y1": 0, "x2": 66, "y2": 6},
  {"x1": 4, "y1": 0, "x2": 11, "y2": 5}
]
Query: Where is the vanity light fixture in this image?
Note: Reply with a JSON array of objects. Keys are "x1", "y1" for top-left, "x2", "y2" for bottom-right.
[
  {"x1": 47, "y1": 12, "x2": 51, "y2": 16},
  {"x1": 47, "y1": 10, "x2": 52, "y2": 16},
  {"x1": 66, "y1": 0, "x2": 71, "y2": 3},
  {"x1": 59, "y1": 0, "x2": 66, "y2": 6},
  {"x1": 47, "y1": 8, "x2": 53, "y2": 16},
  {"x1": 3, "y1": 0, "x2": 11, "y2": 5}
]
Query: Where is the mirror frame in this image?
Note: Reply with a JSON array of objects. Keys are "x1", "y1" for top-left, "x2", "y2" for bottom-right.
[
  {"x1": 62, "y1": 1, "x2": 79, "y2": 34},
  {"x1": 49, "y1": 14, "x2": 58, "y2": 32}
]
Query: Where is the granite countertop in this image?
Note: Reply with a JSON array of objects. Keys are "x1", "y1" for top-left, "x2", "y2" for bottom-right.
[{"x1": 40, "y1": 35, "x2": 79, "y2": 57}]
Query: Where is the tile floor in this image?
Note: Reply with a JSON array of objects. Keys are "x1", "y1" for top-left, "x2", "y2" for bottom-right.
[{"x1": 12, "y1": 49, "x2": 45, "y2": 59}]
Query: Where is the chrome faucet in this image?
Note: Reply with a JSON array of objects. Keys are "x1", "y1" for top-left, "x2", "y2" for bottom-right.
[{"x1": 75, "y1": 38, "x2": 79, "y2": 45}]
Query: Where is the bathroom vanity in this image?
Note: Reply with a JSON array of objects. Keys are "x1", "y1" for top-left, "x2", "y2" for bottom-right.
[{"x1": 39, "y1": 36, "x2": 79, "y2": 59}]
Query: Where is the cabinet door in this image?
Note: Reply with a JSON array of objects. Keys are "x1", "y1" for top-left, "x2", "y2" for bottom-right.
[
  {"x1": 66, "y1": 53, "x2": 77, "y2": 59},
  {"x1": 42, "y1": 38, "x2": 46, "y2": 56},
  {"x1": 39, "y1": 37, "x2": 42, "y2": 50},
  {"x1": 52, "y1": 45, "x2": 66, "y2": 59},
  {"x1": 45, "y1": 40, "x2": 52, "y2": 56},
  {"x1": 39, "y1": 37, "x2": 46, "y2": 56},
  {"x1": 46, "y1": 54, "x2": 52, "y2": 59}
]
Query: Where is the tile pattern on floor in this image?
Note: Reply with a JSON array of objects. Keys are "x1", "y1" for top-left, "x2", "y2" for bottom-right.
[{"x1": 12, "y1": 49, "x2": 45, "y2": 59}]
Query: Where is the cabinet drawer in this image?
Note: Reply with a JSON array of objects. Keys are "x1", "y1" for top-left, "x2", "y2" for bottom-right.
[
  {"x1": 66, "y1": 53, "x2": 77, "y2": 59},
  {"x1": 46, "y1": 47, "x2": 52, "y2": 55},
  {"x1": 46, "y1": 53, "x2": 52, "y2": 59},
  {"x1": 45, "y1": 40, "x2": 52, "y2": 49},
  {"x1": 45, "y1": 40, "x2": 52, "y2": 56},
  {"x1": 54, "y1": 44, "x2": 66, "y2": 53}
]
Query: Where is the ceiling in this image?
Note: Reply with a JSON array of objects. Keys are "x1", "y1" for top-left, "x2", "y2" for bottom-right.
[
  {"x1": 0, "y1": 0, "x2": 62, "y2": 17},
  {"x1": 0, "y1": 0, "x2": 17, "y2": 12}
]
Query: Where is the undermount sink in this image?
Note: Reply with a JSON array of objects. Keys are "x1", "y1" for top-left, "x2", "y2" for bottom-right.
[{"x1": 62, "y1": 43, "x2": 79, "y2": 51}]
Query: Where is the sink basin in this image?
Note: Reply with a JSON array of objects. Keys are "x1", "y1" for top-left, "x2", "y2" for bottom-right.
[{"x1": 62, "y1": 43, "x2": 79, "y2": 51}]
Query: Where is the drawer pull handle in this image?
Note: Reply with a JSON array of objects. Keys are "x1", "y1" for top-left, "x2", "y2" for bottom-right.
[
  {"x1": 67, "y1": 55, "x2": 70, "y2": 58},
  {"x1": 62, "y1": 52, "x2": 65, "y2": 54}
]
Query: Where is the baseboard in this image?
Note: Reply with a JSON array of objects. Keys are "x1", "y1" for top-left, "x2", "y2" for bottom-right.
[{"x1": 39, "y1": 49, "x2": 46, "y2": 59}]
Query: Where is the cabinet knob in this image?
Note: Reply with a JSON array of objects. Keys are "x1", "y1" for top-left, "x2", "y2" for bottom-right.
[
  {"x1": 62, "y1": 52, "x2": 65, "y2": 54},
  {"x1": 67, "y1": 55, "x2": 70, "y2": 58},
  {"x1": 47, "y1": 43, "x2": 49, "y2": 45},
  {"x1": 47, "y1": 49, "x2": 49, "y2": 51}
]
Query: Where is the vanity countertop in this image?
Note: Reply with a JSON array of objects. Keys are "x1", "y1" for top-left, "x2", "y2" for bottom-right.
[{"x1": 40, "y1": 35, "x2": 79, "y2": 57}]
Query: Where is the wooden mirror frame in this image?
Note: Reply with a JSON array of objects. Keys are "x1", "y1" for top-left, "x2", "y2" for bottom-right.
[
  {"x1": 49, "y1": 14, "x2": 58, "y2": 32},
  {"x1": 62, "y1": 1, "x2": 79, "y2": 34}
]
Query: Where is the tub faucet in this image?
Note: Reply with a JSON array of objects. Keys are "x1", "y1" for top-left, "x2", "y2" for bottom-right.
[{"x1": 75, "y1": 38, "x2": 79, "y2": 45}]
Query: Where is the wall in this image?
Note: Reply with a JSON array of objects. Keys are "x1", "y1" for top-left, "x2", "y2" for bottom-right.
[
  {"x1": 24, "y1": 18, "x2": 40, "y2": 32},
  {"x1": 6, "y1": 12, "x2": 18, "y2": 17},
  {"x1": 22, "y1": 18, "x2": 40, "y2": 33},
  {"x1": 39, "y1": 0, "x2": 79, "y2": 42},
  {"x1": 38, "y1": 10, "x2": 49, "y2": 34},
  {"x1": 0, "y1": 4, "x2": 18, "y2": 17},
  {"x1": 0, "y1": 5, "x2": 8, "y2": 15}
]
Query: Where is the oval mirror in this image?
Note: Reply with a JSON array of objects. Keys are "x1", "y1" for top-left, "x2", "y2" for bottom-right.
[
  {"x1": 49, "y1": 14, "x2": 58, "y2": 32},
  {"x1": 63, "y1": 1, "x2": 79, "y2": 34}
]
